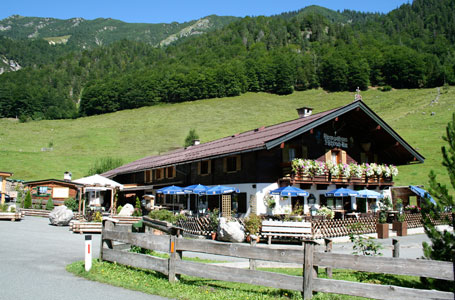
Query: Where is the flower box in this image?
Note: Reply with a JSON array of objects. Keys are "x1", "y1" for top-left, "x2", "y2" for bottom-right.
[
  {"x1": 376, "y1": 223, "x2": 389, "y2": 239},
  {"x1": 393, "y1": 221, "x2": 407, "y2": 236}
]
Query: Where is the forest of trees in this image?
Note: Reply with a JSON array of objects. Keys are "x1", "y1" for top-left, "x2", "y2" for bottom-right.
[{"x1": 0, "y1": 0, "x2": 454, "y2": 119}]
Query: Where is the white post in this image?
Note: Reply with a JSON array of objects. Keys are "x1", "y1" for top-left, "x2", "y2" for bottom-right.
[{"x1": 85, "y1": 235, "x2": 92, "y2": 271}]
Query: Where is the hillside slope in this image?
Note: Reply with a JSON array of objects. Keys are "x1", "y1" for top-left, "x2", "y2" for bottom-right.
[
  {"x1": 0, "y1": 15, "x2": 238, "y2": 49},
  {"x1": 0, "y1": 87, "x2": 452, "y2": 188}
]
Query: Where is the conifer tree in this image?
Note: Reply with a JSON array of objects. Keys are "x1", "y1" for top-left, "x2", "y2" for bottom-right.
[
  {"x1": 24, "y1": 190, "x2": 32, "y2": 209},
  {"x1": 422, "y1": 114, "x2": 455, "y2": 261},
  {"x1": 46, "y1": 197, "x2": 54, "y2": 211}
]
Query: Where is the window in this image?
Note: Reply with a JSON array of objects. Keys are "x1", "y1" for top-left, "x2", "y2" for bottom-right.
[
  {"x1": 37, "y1": 186, "x2": 49, "y2": 196},
  {"x1": 166, "y1": 166, "x2": 176, "y2": 179},
  {"x1": 145, "y1": 170, "x2": 152, "y2": 183},
  {"x1": 224, "y1": 155, "x2": 241, "y2": 173},
  {"x1": 155, "y1": 168, "x2": 164, "y2": 180},
  {"x1": 198, "y1": 160, "x2": 211, "y2": 175},
  {"x1": 325, "y1": 149, "x2": 347, "y2": 164}
]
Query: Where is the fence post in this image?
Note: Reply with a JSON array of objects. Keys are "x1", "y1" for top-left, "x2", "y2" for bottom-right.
[
  {"x1": 392, "y1": 239, "x2": 400, "y2": 258},
  {"x1": 324, "y1": 238, "x2": 333, "y2": 278},
  {"x1": 168, "y1": 235, "x2": 181, "y2": 282},
  {"x1": 302, "y1": 241, "x2": 315, "y2": 299},
  {"x1": 249, "y1": 238, "x2": 257, "y2": 270}
]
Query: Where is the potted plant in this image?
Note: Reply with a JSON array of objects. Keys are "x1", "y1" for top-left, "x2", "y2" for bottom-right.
[
  {"x1": 376, "y1": 211, "x2": 389, "y2": 239},
  {"x1": 244, "y1": 214, "x2": 262, "y2": 243},
  {"x1": 264, "y1": 193, "x2": 276, "y2": 215},
  {"x1": 209, "y1": 208, "x2": 219, "y2": 240},
  {"x1": 376, "y1": 196, "x2": 391, "y2": 239},
  {"x1": 393, "y1": 213, "x2": 407, "y2": 236}
]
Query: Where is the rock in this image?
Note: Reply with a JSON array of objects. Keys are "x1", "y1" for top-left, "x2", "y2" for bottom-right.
[
  {"x1": 118, "y1": 203, "x2": 134, "y2": 216},
  {"x1": 217, "y1": 217, "x2": 245, "y2": 243},
  {"x1": 49, "y1": 205, "x2": 74, "y2": 226}
]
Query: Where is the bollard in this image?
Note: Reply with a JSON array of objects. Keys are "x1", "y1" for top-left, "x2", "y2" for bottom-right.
[{"x1": 85, "y1": 235, "x2": 92, "y2": 271}]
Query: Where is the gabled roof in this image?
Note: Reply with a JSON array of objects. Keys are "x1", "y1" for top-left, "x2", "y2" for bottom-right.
[
  {"x1": 24, "y1": 179, "x2": 84, "y2": 187},
  {"x1": 102, "y1": 100, "x2": 424, "y2": 178}
]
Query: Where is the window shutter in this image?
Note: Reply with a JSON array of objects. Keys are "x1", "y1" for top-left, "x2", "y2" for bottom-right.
[
  {"x1": 360, "y1": 152, "x2": 367, "y2": 163},
  {"x1": 197, "y1": 162, "x2": 201, "y2": 175},
  {"x1": 207, "y1": 160, "x2": 212, "y2": 174},
  {"x1": 341, "y1": 151, "x2": 347, "y2": 164},
  {"x1": 223, "y1": 158, "x2": 227, "y2": 173},
  {"x1": 145, "y1": 170, "x2": 151, "y2": 183},
  {"x1": 325, "y1": 149, "x2": 331, "y2": 163},
  {"x1": 236, "y1": 155, "x2": 241, "y2": 171},
  {"x1": 374, "y1": 154, "x2": 378, "y2": 163}
]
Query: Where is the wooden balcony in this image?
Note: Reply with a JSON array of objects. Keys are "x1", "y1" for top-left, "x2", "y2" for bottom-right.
[{"x1": 282, "y1": 169, "x2": 394, "y2": 186}]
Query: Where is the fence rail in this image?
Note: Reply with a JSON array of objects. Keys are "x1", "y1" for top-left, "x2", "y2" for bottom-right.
[{"x1": 100, "y1": 221, "x2": 454, "y2": 299}]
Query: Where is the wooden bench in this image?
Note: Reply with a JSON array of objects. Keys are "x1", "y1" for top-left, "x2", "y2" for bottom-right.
[
  {"x1": 261, "y1": 220, "x2": 312, "y2": 244},
  {"x1": 111, "y1": 216, "x2": 142, "y2": 225}
]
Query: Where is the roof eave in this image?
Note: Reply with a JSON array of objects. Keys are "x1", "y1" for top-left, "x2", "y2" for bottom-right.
[{"x1": 264, "y1": 100, "x2": 425, "y2": 164}]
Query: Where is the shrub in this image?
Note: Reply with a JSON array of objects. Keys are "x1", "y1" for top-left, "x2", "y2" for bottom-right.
[
  {"x1": 244, "y1": 214, "x2": 262, "y2": 236},
  {"x1": 132, "y1": 197, "x2": 142, "y2": 217},
  {"x1": 24, "y1": 191, "x2": 32, "y2": 209},
  {"x1": 46, "y1": 197, "x2": 54, "y2": 210},
  {"x1": 10, "y1": 206, "x2": 16, "y2": 213},
  {"x1": 380, "y1": 85, "x2": 392, "y2": 92},
  {"x1": 149, "y1": 209, "x2": 176, "y2": 224},
  {"x1": 64, "y1": 198, "x2": 78, "y2": 211},
  {"x1": 116, "y1": 205, "x2": 123, "y2": 214},
  {"x1": 93, "y1": 212, "x2": 102, "y2": 222},
  {"x1": 208, "y1": 208, "x2": 220, "y2": 233},
  {"x1": 317, "y1": 206, "x2": 335, "y2": 219},
  {"x1": 0, "y1": 204, "x2": 8, "y2": 212}
]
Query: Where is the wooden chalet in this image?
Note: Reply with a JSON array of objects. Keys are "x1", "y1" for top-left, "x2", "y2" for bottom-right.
[
  {"x1": 0, "y1": 171, "x2": 13, "y2": 204},
  {"x1": 102, "y1": 100, "x2": 423, "y2": 216},
  {"x1": 25, "y1": 179, "x2": 84, "y2": 207}
]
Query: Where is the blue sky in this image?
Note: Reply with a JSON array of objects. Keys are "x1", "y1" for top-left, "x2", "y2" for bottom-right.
[{"x1": 2, "y1": 0, "x2": 411, "y2": 23}]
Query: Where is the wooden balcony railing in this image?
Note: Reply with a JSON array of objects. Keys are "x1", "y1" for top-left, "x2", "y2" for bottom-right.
[{"x1": 288, "y1": 171, "x2": 393, "y2": 186}]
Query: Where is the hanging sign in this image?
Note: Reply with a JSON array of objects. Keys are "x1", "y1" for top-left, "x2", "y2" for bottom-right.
[{"x1": 324, "y1": 133, "x2": 348, "y2": 148}]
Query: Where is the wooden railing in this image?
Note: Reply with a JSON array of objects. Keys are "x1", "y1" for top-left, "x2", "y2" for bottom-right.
[
  {"x1": 100, "y1": 222, "x2": 454, "y2": 299},
  {"x1": 291, "y1": 171, "x2": 393, "y2": 186}
]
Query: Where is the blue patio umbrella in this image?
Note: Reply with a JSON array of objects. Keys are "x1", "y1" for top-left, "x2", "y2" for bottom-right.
[
  {"x1": 156, "y1": 185, "x2": 184, "y2": 213},
  {"x1": 270, "y1": 186, "x2": 309, "y2": 197},
  {"x1": 206, "y1": 185, "x2": 239, "y2": 195},
  {"x1": 356, "y1": 189, "x2": 383, "y2": 199},
  {"x1": 183, "y1": 184, "x2": 209, "y2": 195},
  {"x1": 205, "y1": 185, "x2": 239, "y2": 216},
  {"x1": 183, "y1": 184, "x2": 209, "y2": 215},
  {"x1": 325, "y1": 188, "x2": 358, "y2": 197},
  {"x1": 409, "y1": 185, "x2": 436, "y2": 204}
]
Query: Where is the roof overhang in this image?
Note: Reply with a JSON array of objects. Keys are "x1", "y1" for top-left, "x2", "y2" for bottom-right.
[{"x1": 264, "y1": 100, "x2": 425, "y2": 163}]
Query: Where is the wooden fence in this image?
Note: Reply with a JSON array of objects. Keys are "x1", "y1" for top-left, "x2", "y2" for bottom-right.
[
  {"x1": 312, "y1": 217, "x2": 377, "y2": 239},
  {"x1": 100, "y1": 222, "x2": 454, "y2": 299}
]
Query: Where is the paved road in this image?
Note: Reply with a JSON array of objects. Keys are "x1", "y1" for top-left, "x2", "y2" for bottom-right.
[{"x1": 0, "y1": 216, "x2": 169, "y2": 300}]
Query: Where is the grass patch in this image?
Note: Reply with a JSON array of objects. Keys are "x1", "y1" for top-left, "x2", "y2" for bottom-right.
[
  {"x1": 1, "y1": 87, "x2": 453, "y2": 187},
  {"x1": 67, "y1": 259, "x2": 429, "y2": 300},
  {"x1": 130, "y1": 246, "x2": 227, "y2": 263}
]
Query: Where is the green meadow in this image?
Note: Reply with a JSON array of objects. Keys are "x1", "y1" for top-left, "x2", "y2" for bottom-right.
[{"x1": 1, "y1": 87, "x2": 454, "y2": 188}]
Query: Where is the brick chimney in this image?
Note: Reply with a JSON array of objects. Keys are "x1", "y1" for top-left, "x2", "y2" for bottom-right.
[{"x1": 296, "y1": 107, "x2": 313, "y2": 118}]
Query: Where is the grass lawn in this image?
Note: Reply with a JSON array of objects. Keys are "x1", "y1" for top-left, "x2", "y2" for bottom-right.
[
  {"x1": 67, "y1": 259, "x2": 429, "y2": 300},
  {"x1": 1, "y1": 86, "x2": 454, "y2": 187}
]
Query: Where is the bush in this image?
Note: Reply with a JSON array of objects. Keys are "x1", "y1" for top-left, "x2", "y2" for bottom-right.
[
  {"x1": 46, "y1": 197, "x2": 54, "y2": 210},
  {"x1": 244, "y1": 214, "x2": 262, "y2": 236},
  {"x1": 64, "y1": 198, "x2": 78, "y2": 211},
  {"x1": 116, "y1": 205, "x2": 123, "y2": 214},
  {"x1": 149, "y1": 209, "x2": 176, "y2": 224},
  {"x1": 24, "y1": 191, "x2": 32, "y2": 209},
  {"x1": 133, "y1": 197, "x2": 142, "y2": 217},
  {"x1": 380, "y1": 85, "x2": 392, "y2": 92}
]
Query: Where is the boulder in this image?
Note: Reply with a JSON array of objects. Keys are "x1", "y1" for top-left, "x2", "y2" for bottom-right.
[
  {"x1": 118, "y1": 203, "x2": 134, "y2": 216},
  {"x1": 49, "y1": 205, "x2": 74, "y2": 226},
  {"x1": 217, "y1": 217, "x2": 245, "y2": 243}
]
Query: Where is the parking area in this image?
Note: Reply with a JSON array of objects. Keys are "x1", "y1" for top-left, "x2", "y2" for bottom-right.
[{"x1": 0, "y1": 216, "x2": 168, "y2": 300}]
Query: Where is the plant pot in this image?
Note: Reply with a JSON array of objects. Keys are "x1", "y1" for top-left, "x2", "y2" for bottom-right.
[
  {"x1": 393, "y1": 221, "x2": 407, "y2": 236},
  {"x1": 211, "y1": 232, "x2": 217, "y2": 240},
  {"x1": 376, "y1": 223, "x2": 389, "y2": 239}
]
